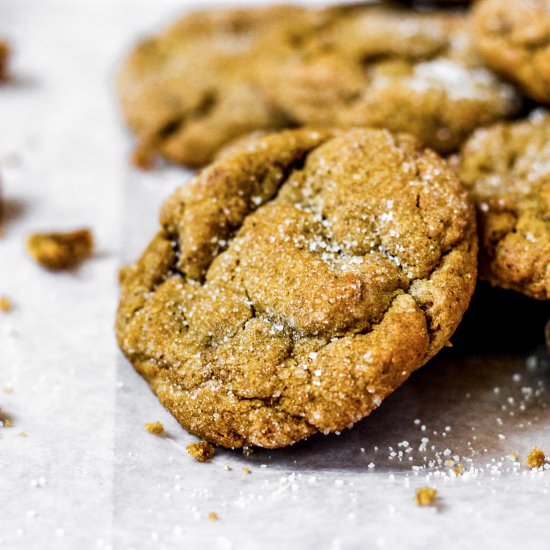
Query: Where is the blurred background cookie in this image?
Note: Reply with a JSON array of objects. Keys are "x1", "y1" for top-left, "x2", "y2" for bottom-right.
[
  {"x1": 118, "y1": 3, "x2": 521, "y2": 168},
  {"x1": 458, "y1": 110, "x2": 550, "y2": 300},
  {"x1": 473, "y1": 0, "x2": 550, "y2": 103}
]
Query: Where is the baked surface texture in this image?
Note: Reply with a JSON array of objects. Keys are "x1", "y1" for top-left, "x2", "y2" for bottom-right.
[
  {"x1": 459, "y1": 111, "x2": 550, "y2": 300},
  {"x1": 118, "y1": 4, "x2": 520, "y2": 167},
  {"x1": 473, "y1": 0, "x2": 550, "y2": 103},
  {"x1": 117, "y1": 128, "x2": 477, "y2": 448}
]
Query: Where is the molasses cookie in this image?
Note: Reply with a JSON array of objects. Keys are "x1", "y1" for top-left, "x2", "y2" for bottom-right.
[
  {"x1": 473, "y1": 0, "x2": 550, "y2": 103},
  {"x1": 458, "y1": 111, "x2": 550, "y2": 300},
  {"x1": 117, "y1": 6, "x2": 309, "y2": 168},
  {"x1": 119, "y1": 4, "x2": 520, "y2": 168},
  {"x1": 117, "y1": 128, "x2": 477, "y2": 448},
  {"x1": 257, "y1": 5, "x2": 520, "y2": 154}
]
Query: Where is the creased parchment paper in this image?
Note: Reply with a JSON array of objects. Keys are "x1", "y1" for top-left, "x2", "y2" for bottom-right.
[{"x1": 1, "y1": 1, "x2": 549, "y2": 549}]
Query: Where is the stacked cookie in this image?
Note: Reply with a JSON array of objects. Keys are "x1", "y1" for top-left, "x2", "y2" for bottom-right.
[{"x1": 116, "y1": 1, "x2": 550, "y2": 448}]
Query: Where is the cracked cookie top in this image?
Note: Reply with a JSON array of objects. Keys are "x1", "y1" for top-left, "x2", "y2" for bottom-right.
[
  {"x1": 458, "y1": 110, "x2": 550, "y2": 300},
  {"x1": 118, "y1": 4, "x2": 520, "y2": 168},
  {"x1": 473, "y1": 0, "x2": 550, "y2": 103},
  {"x1": 116, "y1": 128, "x2": 477, "y2": 448}
]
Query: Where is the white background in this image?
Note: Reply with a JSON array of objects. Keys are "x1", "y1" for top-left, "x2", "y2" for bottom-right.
[{"x1": 1, "y1": 1, "x2": 549, "y2": 549}]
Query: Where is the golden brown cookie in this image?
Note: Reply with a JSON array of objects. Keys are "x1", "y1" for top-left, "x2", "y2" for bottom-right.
[
  {"x1": 257, "y1": 4, "x2": 520, "y2": 154},
  {"x1": 0, "y1": 40, "x2": 10, "y2": 82},
  {"x1": 473, "y1": 0, "x2": 550, "y2": 103},
  {"x1": 458, "y1": 111, "x2": 550, "y2": 300},
  {"x1": 117, "y1": 6, "x2": 308, "y2": 168},
  {"x1": 119, "y1": 4, "x2": 520, "y2": 168},
  {"x1": 117, "y1": 128, "x2": 477, "y2": 448}
]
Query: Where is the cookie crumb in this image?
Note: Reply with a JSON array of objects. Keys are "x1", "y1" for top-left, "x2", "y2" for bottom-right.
[
  {"x1": 186, "y1": 441, "x2": 215, "y2": 462},
  {"x1": 526, "y1": 447, "x2": 545, "y2": 469},
  {"x1": 0, "y1": 296, "x2": 11, "y2": 312},
  {"x1": 452, "y1": 464, "x2": 464, "y2": 476},
  {"x1": 144, "y1": 421, "x2": 164, "y2": 435},
  {"x1": 27, "y1": 228, "x2": 94, "y2": 270},
  {"x1": 0, "y1": 40, "x2": 10, "y2": 82},
  {"x1": 242, "y1": 467, "x2": 251, "y2": 475},
  {"x1": 207, "y1": 512, "x2": 219, "y2": 521},
  {"x1": 131, "y1": 143, "x2": 156, "y2": 171},
  {"x1": 2, "y1": 419, "x2": 13, "y2": 428},
  {"x1": 18, "y1": 431, "x2": 27, "y2": 437},
  {"x1": 415, "y1": 487, "x2": 437, "y2": 506}
]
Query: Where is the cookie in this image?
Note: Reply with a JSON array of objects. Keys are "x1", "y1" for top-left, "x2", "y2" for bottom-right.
[
  {"x1": 119, "y1": 4, "x2": 520, "y2": 168},
  {"x1": 116, "y1": 128, "x2": 477, "y2": 448},
  {"x1": 473, "y1": 0, "x2": 550, "y2": 103},
  {"x1": 458, "y1": 110, "x2": 550, "y2": 300},
  {"x1": 257, "y1": 5, "x2": 521, "y2": 154},
  {"x1": 118, "y1": 6, "x2": 308, "y2": 168},
  {"x1": 0, "y1": 40, "x2": 10, "y2": 82}
]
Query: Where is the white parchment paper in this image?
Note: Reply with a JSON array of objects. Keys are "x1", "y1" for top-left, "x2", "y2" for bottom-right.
[{"x1": 1, "y1": 1, "x2": 549, "y2": 549}]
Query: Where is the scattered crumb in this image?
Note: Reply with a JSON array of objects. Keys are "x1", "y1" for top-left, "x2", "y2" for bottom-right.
[
  {"x1": 415, "y1": 487, "x2": 437, "y2": 506},
  {"x1": 207, "y1": 512, "x2": 219, "y2": 521},
  {"x1": 131, "y1": 144, "x2": 156, "y2": 171},
  {"x1": 452, "y1": 464, "x2": 464, "y2": 476},
  {"x1": 526, "y1": 447, "x2": 546, "y2": 469},
  {"x1": 144, "y1": 421, "x2": 164, "y2": 435},
  {"x1": 27, "y1": 228, "x2": 94, "y2": 270},
  {"x1": 2, "y1": 419, "x2": 13, "y2": 428},
  {"x1": 0, "y1": 296, "x2": 11, "y2": 312},
  {"x1": 0, "y1": 40, "x2": 10, "y2": 82},
  {"x1": 186, "y1": 441, "x2": 215, "y2": 463},
  {"x1": 507, "y1": 452, "x2": 519, "y2": 462},
  {"x1": 18, "y1": 431, "x2": 27, "y2": 437},
  {"x1": 3, "y1": 386, "x2": 13, "y2": 394},
  {"x1": 242, "y1": 467, "x2": 251, "y2": 475}
]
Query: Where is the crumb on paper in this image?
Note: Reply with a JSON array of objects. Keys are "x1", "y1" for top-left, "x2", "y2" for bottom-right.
[
  {"x1": 27, "y1": 228, "x2": 94, "y2": 270},
  {"x1": 2, "y1": 419, "x2": 13, "y2": 428},
  {"x1": 0, "y1": 40, "x2": 10, "y2": 82},
  {"x1": 0, "y1": 296, "x2": 11, "y2": 312},
  {"x1": 131, "y1": 144, "x2": 156, "y2": 171},
  {"x1": 187, "y1": 441, "x2": 215, "y2": 463},
  {"x1": 415, "y1": 487, "x2": 437, "y2": 506},
  {"x1": 452, "y1": 464, "x2": 464, "y2": 476},
  {"x1": 526, "y1": 447, "x2": 545, "y2": 469},
  {"x1": 242, "y1": 466, "x2": 251, "y2": 475},
  {"x1": 144, "y1": 421, "x2": 164, "y2": 435},
  {"x1": 18, "y1": 431, "x2": 27, "y2": 437},
  {"x1": 207, "y1": 512, "x2": 219, "y2": 521},
  {"x1": 508, "y1": 452, "x2": 519, "y2": 462}
]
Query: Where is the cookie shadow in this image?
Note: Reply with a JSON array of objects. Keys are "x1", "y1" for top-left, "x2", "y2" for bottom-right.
[
  {"x1": 0, "y1": 73, "x2": 39, "y2": 91},
  {"x1": 224, "y1": 284, "x2": 550, "y2": 472}
]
